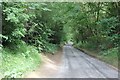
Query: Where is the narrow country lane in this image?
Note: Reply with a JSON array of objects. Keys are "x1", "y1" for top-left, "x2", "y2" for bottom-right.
[
  {"x1": 26, "y1": 45, "x2": 118, "y2": 78},
  {"x1": 55, "y1": 45, "x2": 118, "y2": 78},
  {"x1": 3, "y1": 3, "x2": 120, "y2": 79}
]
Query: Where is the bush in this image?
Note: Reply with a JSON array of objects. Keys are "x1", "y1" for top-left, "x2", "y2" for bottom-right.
[
  {"x1": 75, "y1": 41, "x2": 98, "y2": 50},
  {"x1": 43, "y1": 42, "x2": 58, "y2": 54},
  {"x1": 99, "y1": 47, "x2": 118, "y2": 56}
]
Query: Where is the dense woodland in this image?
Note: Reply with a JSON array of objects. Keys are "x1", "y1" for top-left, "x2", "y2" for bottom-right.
[{"x1": 0, "y1": 2, "x2": 120, "y2": 78}]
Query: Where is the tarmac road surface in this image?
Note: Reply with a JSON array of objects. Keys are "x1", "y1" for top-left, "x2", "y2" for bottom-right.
[{"x1": 55, "y1": 45, "x2": 118, "y2": 78}]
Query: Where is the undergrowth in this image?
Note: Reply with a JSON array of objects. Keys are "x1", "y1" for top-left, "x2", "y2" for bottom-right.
[
  {"x1": 44, "y1": 43, "x2": 59, "y2": 54},
  {"x1": 0, "y1": 41, "x2": 41, "y2": 78},
  {"x1": 98, "y1": 47, "x2": 118, "y2": 67}
]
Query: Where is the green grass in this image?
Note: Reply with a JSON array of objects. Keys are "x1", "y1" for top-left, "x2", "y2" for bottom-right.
[
  {"x1": 98, "y1": 48, "x2": 118, "y2": 68},
  {"x1": 0, "y1": 41, "x2": 41, "y2": 78}
]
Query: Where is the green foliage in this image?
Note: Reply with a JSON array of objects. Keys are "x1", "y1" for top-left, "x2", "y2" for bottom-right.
[
  {"x1": 2, "y1": 2, "x2": 61, "y2": 53},
  {"x1": 99, "y1": 47, "x2": 118, "y2": 56},
  {"x1": 2, "y1": 3, "x2": 64, "y2": 78},
  {"x1": 1, "y1": 2, "x2": 120, "y2": 78},
  {"x1": 44, "y1": 43, "x2": 58, "y2": 54},
  {"x1": 1, "y1": 41, "x2": 41, "y2": 78},
  {"x1": 75, "y1": 41, "x2": 98, "y2": 50},
  {"x1": 70, "y1": 2, "x2": 120, "y2": 51},
  {"x1": 72, "y1": 2, "x2": 119, "y2": 67},
  {"x1": 98, "y1": 47, "x2": 118, "y2": 67},
  {"x1": 2, "y1": 3, "x2": 29, "y2": 43},
  {"x1": 0, "y1": 34, "x2": 8, "y2": 40}
]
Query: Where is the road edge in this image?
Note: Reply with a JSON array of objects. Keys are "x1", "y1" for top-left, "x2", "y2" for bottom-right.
[{"x1": 76, "y1": 47, "x2": 119, "y2": 72}]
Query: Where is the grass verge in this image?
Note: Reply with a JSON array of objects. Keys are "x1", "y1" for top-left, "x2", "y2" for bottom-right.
[{"x1": 0, "y1": 41, "x2": 41, "y2": 78}]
